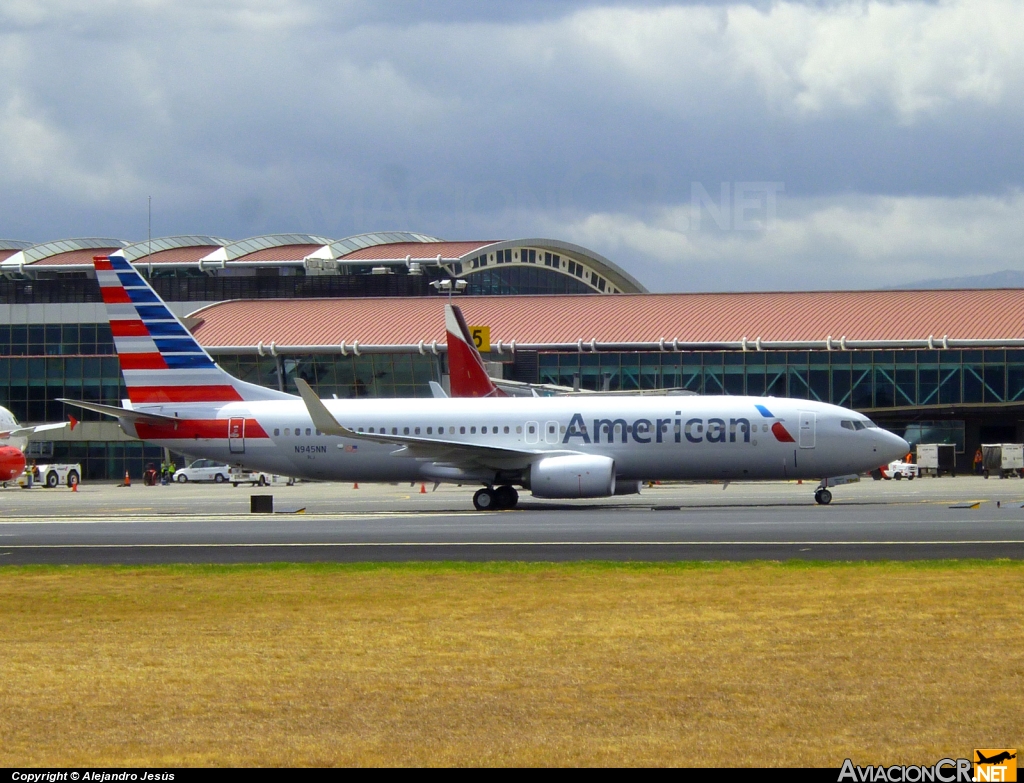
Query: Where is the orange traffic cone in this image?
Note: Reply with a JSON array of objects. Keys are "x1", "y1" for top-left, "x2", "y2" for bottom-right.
[
  {"x1": 353, "y1": 482, "x2": 359, "y2": 489},
  {"x1": 124, "y1": 470, "x2": 131, "y2": 487},
  {"x1": 420, "y1": 483, "x2": 426, "y2": 494},
  {"x1": 71, "y1": 481, "x2": 77, "y2": 493}
]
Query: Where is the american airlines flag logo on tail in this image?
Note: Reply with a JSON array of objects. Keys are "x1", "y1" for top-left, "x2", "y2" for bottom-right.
[{"x1": 93, "y1": 253, "x2": 244, "y2": 404}]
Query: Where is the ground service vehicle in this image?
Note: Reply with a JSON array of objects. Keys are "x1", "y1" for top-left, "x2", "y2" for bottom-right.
[
  {"x1": 881, "y1": 460, "x2": 917, "y2": 480},
  {"x1": 16, "y1": 462, "x2": 81, "y2": 489},
  {"x1": 60, "y1": 253, "x2": 911, "y2": 509},
  {"x1": 230, "y1": 467, "x2": 293, "y2": 487},
  {"x1": 173, "y1": 459, "x2": 231, "y2": 483},
  {"x1": 916, "y1": 443, "x2": 956, "y2": 477},
  {"x1": 981, "y1": 444, "x2": 1024, "y2": 479}
]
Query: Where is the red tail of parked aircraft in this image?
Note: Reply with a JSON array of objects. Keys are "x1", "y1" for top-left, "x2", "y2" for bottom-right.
[{"x1": 445, "y1": 304, "x2": 507, "y2": 398}]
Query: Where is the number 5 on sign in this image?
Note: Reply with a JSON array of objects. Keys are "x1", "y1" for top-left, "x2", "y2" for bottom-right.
[{"x1": 469, "y1": 326, "x2": 490, "y2": 352}]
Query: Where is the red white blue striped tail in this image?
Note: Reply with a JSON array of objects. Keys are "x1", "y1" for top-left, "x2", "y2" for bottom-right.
[{"x1": 93, "y1": 252, "x2": 292, "y2": 405}]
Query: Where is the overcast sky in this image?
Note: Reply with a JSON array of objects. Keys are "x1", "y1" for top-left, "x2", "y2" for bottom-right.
[{"x1": 2, "y1": 0, "x2": 1022, "y2": 291}]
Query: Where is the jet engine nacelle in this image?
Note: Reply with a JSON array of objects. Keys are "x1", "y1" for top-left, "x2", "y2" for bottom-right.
[
  {"x1": 0, "y1": 445, "x2": 27, "y2": 482},
  {"x1": 529, "y1": 454, "x2": 616, "y2": 498}
]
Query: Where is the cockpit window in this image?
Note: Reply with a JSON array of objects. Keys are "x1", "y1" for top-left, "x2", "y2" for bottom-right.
[{"x1": 842, "y1": 420, "x2": 873, "y2": 431}]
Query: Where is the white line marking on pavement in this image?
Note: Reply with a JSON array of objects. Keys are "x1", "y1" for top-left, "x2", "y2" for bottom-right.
[{"x1": 2, "y1": 540, "x2": 1024, "y2": 549}]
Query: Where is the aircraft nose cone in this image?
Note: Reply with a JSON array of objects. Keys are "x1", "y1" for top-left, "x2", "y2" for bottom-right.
[{"x1": 881, "y1": 430, "x2": 910, "y2": 462}]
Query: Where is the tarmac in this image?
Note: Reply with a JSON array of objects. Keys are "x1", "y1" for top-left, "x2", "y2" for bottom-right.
[{"x1": 1, "y1": 475, "x2": 1023, "y2": 564}]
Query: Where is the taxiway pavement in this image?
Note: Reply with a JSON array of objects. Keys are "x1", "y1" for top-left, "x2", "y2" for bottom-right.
[{"x1": 1, "y1": 477, "x2": 1023, "y2": 564}]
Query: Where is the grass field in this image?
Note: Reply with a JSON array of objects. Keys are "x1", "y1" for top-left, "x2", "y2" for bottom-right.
[{"x1": 0, "y1": 561, "x2": 1021, "y2": 766}]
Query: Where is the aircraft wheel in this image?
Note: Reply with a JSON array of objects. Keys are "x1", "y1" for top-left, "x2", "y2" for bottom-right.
[
  {"x1": 473, "y1": 487, "x2": 496, "y2": 511},
  {"x1": 814, "y1": 489, "x2": 832, "y2": 505},
  {"x1": 494, "y1": 485, "x2": 519, "y2": 509}
]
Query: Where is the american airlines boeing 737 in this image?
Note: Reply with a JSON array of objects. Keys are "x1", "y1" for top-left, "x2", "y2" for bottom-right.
[{"x1": 61, "y1": 253, "x2": 909, "y2": 509}]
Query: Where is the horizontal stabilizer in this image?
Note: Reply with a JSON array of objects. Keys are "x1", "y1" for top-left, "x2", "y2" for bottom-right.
[
  {"x1": 57, "y1": 398, "x2": 180, "y2": 425},
  {"x1": 0, "y1": 421, "x2": 69, "y2": 439}
]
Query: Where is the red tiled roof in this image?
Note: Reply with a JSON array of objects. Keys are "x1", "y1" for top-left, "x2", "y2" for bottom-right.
[
  {"x1": 0, "y1": 249, "x2": 21, "y2": 263},
  {"x1": 233, "y1": 244, "x2": 324, "y2": 262},
  {"x1": 33, "y1": 248, "x2": 122, "y2": 266},
  {"x1": 338, "y1": 241, "x2": 493, "y2": 261},
  {"x1": 189, "y1": 289, "x2": 1024, "y2": 348},
  {"x1": 134, "y1": 246, "x2": 221, "y2": 264}
]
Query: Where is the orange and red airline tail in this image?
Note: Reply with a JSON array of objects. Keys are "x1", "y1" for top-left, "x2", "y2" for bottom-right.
[{"x1": 445, "y1": 304, "x2": 507, "y2": 398}]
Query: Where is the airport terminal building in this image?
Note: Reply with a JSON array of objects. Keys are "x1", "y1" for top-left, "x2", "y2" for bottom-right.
[{"x1": 2, "y1": 233, "x2": 1023, "y2": 478}]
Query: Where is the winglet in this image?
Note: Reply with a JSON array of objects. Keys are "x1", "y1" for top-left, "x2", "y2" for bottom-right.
[
  {"x1": 69, "y1": 414, "x2": 78, "y2": 432},
  {"x1": 428, "y1": 381, "x2": 449, "y2": 398},
  {"x1": 294, "y1": 379, "x2": 354, "y2": 437}
]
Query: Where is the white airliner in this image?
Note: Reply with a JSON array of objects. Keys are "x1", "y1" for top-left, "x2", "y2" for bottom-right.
[
  {"x1": 61, "y1": 253, "x2": 909, "y2": 509},
  {"x1": 0, "y1": 406, "x2": 70, "y2": 484}
]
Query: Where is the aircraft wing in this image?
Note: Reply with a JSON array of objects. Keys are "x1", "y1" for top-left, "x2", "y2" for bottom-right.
[
  {"x1": 57, "y1": 398, "x2": 181, "y2": 425},
  {"x1": 0, "y1": 421, "x2": 69, "y2": 439},
  {"x1": 294, "y1": 379, "x2": 572, "y2": 469}
]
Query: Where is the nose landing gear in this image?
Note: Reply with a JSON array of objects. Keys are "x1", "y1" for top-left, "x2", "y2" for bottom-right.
[{"x1": 813, "y1": 488, "x2": 832, "y2": 505}]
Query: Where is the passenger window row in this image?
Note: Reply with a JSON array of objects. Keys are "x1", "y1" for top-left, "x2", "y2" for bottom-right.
[{"x1": 273, "y1": 425, "x2": 524, "y2": 437}]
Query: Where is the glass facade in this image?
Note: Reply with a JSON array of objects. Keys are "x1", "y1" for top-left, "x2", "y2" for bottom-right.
[
  {"x1": 216, "y1": 353, "x2": 441, "y2": 399},
  {"x1": 537, "y1": 349, "x2": 1024, "y2": 408},
  {"x1": 1, "y1": 261, "x2": 608, "y2": 304},
  {"x1": 0, "y1": 356, "x2": 124, "y2": 423},
  {"x1": 463, "y1": 266, "x2": 595, "y2": 295},
  {"x1": 0, "y1": 324, "x2": 114, "y2": 356}
]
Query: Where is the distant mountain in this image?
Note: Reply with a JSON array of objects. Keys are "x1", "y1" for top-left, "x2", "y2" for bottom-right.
[{"x1": 888, "y1": 269, "x2": 1024, "y2": 290}]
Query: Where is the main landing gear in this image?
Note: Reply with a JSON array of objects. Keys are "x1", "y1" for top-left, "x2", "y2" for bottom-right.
[
  {"x1": 473, "y1": 485, "x2": 519, "y2": 511},
  {"x1": 814, "y1": 488, "x2": 832, "y2": 505}
]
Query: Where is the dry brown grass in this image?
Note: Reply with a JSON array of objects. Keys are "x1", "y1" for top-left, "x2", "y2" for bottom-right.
[{"x1": 0, "y1": 561, "x2": 1021, "y2": 767}]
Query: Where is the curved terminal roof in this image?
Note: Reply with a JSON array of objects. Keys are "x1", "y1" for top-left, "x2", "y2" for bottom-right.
[
  {"x1": 0, "y1": 238, "x2": 128, "y2": 270},
  {"x1": 190, "y1": 289, "x2": 1024, "y2": 353},
  {"x1": 339, "y1": 241, "x2": 493, "y2": 262},
  {"x1": 323, "y1": 232, "x2": 442, "y2": 259},
  {"x1": 0, "y1": 231, "x2": 646, "y2": 293},
  {"x1": 0, "y1": 240, "x2": 32, "y2": 263},
  {"x1": 204, "y1": 234, "x2": 335, "y2": 263},
  {"x1": 331, "y1": 237, "x2": 647, "y2": 294},
  {"x1": 122, "y1": 235, "x2": 229, "y2": 263}
]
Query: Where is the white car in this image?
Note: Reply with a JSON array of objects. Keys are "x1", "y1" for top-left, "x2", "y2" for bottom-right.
[{"x1": 174, "y1": 459, "x2": 230, "y2": 483}]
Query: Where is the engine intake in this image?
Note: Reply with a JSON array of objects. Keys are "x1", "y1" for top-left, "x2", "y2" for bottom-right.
[{"x1": 529, "y1": 454, "x2": 616, "y2": 498}]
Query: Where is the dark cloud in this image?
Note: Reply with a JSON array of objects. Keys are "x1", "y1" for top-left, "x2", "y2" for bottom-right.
[{"x1": 0, "y1": 1, "x2": 1021, "y2": 291}]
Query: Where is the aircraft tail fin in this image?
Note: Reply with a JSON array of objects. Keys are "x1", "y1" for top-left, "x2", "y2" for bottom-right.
[
  {"x1": 93, "y1": 253, "x2": 293, "y2": 405},
  {"x1": 445, "y1": 304, "x2": 506, "y2": 398}
]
